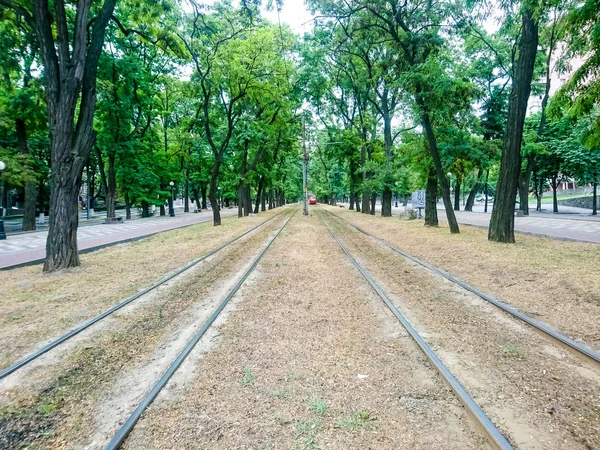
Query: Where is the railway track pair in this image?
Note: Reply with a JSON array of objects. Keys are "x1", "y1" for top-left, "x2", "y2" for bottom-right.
[
  {"x1": 318, "y1": 207, "x2": 600, "y2": 450},
  {"x1": 1, "y1": 211, "x2": 294, "y2": 449}
]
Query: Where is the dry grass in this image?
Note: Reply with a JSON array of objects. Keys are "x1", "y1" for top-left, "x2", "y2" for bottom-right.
[
  {"x1": 0, "y1": 210, "x2": 281, "y2": 370},
  {"x1": 0, "y1": 214, "x2": 286, "y2": 450},
  {"x1": 325, "y1": 211, "x2": 600, "y2": 448},
  {"x1": 126, "y1": 212, "x2": 484, "y2": 450},
  {"x1": 327, "y1": 206, "x2": 600, "y2": 351}
]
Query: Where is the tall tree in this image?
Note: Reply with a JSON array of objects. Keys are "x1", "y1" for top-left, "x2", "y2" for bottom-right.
[
  {"x1": 488, "y1": 3, "x2": 540, "y2": 242},
  {"x1": 0, "y1": 0, "x2": 119, "y2": 270}
]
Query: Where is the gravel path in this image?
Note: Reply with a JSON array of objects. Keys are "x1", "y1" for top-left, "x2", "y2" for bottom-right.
[
  {"x1": 125, "y1": 210, "x2": 484, "y2": 449},
  {"x1": 324, "y1": 209, "x2": 600, "y2": 449}
]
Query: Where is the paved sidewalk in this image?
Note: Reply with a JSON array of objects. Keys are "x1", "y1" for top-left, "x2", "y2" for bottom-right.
[
  {"x1": 449, "y1": 210, "x2": 600, "y2": 243},
  {"x1": 338, "y1": 202, "x2": 600, "y2": 243},
  {"x1": 0, "y1": 209, "x2": 237, "y2": 269}
]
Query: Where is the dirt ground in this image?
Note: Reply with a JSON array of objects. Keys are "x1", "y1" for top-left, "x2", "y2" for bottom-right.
[
  {"x1": 0, "y1": 210, "x2": 281, "y2": 371},
  {"x1": 322, "y1": 208, "x2": 600, "y2": 449},
  {"x1": 125, "y1": 210, "x2": 485, "y2": 449},
  {"x1": 325, "y1": 206, "x2": 600, "y2": 353}
]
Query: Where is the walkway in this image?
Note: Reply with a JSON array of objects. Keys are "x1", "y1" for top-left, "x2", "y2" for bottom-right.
[
  {"x1": 341, "y1": 202, "x2": 600, "y2": 243},
  {"x1": 0, "y1": 209, "x2": 237, "y2": 269}
]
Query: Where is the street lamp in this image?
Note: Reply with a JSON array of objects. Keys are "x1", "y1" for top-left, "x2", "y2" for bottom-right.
[
  {"x1": 0, "y1": 161, "x2": 6, "y2": 240},
  {"x1": 394, "y1": 181, "x2": 399, "y2": 207},
  {"x1": 217, "y1": 186, "x2": 221, "y2": 208},
  {"x1": 169, "y1": 181, "x2": 175, "y2": 217}
]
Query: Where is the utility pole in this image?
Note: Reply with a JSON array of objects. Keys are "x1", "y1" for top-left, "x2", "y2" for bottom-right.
[{"x1": 303, "y1": 114, "x2": 308, "y2": 216}]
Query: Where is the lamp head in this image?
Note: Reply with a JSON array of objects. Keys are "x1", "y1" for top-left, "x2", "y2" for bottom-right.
[
  {"x1": 169, "y1": 181, "x2": 175, "y2": 187},
  {"x1": 0, "y1": 161, "x2": 5, "y2": 171}
]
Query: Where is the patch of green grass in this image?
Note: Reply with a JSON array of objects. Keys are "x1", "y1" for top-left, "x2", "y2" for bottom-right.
[
  {"x1": 501, "y1": 343, "x2": 521, "y2": 358},
  {"x1": 258, "y1": 444, "x2": 274, "y2": 450},
  {"x1": 272, "y1": 390, "x2": 290, "y2": 399},
  {"x1": 240, "y1": 368, "x2": 255, "y2": 386},
  {"x1": 289, "y1": 370, "x2": 302, "y2": 381},
  {"x1": 294, "y1": 420, "x2": 323, "y2": 449},
  {"x1": 37, "y1": 401, "x2": 57, "y2": 416},
  {"x1": 335, "y1": 410, "x2": 377, "y2": 432},
  {"x1": 307, "y1": 398, "x2": 328, "y2": 416}
]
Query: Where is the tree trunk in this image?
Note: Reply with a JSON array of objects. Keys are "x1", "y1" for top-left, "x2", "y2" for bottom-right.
[
  {"x1": 593, "y1": 181, "x2": 597, "y2": 216},
  {"x1": 416, "y1": 92, "x2": 459, "y2": 233},
  {"x1": 552, "y1": 176, "x2": 559, "y2": 213},
  {"x1": 16, "y1": 119, "x2": 37, "y2": 231},
  {"x1": 519, "y1": 22, "x2": 555, "y2": 217},
  {"x1": 201, "y1": 184, "x2": 208, "y2": 210},
  {"x1": 382, "y1": 188, "x2": 392, "y2": 217},
  {"x1": 237, "y1": 186, "x2": 243, "y2": 218},
  {"x1": 536, "y1": 174, "x2": 543, "y2": 212},
  {"x1": 454, "y1": 178, "x2": 461, "y2": 211},
  {"x1": 254, "y1": 181, "x2": 262, "y2": 214},
  {"x1": 184, "y1": 177, "x2": 190, "y2": 213},
  {"x1": 518, "y1": 155, "x2": 534, "y2": 215},
  {"x1": 43, "y1": 175, "x2": 82, "y2": 271},
  {"x1": 370, "y1": 192, "x2": 376, "y2": 215},
  {"x1": 36, "y1": 0, "x2": 119, "y2": 271},
  {"x1": 209, "y1": 158, "x2": 222, "y2": 226},
  {"x1": 106, "y1": 151, "x2": 116, "y2": 218},
  {"x1": 465, "y1": 168, "x2": 483, "y2": 212},
  {"x1": 261, "y1": 187, "x2": 266, "y2": 212},
  {"x1": 160, "y1": 204, "x2": 166, "y2": 216},
  {"x1": 245, "y1": 186, "x2": 252, "y2": 216},
  {"x1": 124, "y1": 190, "x2": 131, "y2": 220},
  {"x1": 355, "y1": 195, "x2": 361, "y2": 212},
  {"x1": 141, "y1": 200, "x2": 149, "y2": 218},
  {"x1": 381, "y1": 110, "x2": 393, "y2": 217},
  {"x1": 488, "y1": 9, "x2": 539, "y2": 242},
  {"x1": 425, "y1": 166, "x2": 439, "y2": 227},
  {"x1": 349, "y1": 195, "x2": 355, "y2": 210},
  {"x1": 361, "y1": 192, "x2": 369, "y2": 214}
]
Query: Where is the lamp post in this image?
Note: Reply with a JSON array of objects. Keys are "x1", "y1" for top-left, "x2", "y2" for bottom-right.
[
  {"x1": 394, "y1": 181, "x2": 399, "y2": 208},
  {"x1": 169, "y1": 181, "x2": 175, "y2": 217},
  {"x1": 0, "y1": 161, "x2": 6, "y2": 239},
  {"x1": 217, "y1": 186, "x2": 221, "y2": 209}
]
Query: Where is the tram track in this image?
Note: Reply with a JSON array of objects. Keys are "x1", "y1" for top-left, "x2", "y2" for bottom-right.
[
  {"x1": 0, "y1": 211, "x2": 285, "y2": 381},
  {"x1": 103, "y1": 212, "x2": 295, "y2": 449},
  {"x1": 0, "y1": 211, "x2": 293, "y2": 450},
  {"x1": 319, "y1": 207, "x2": 600, "y2": 449},
  {"x1": 318, "y1": 211, "x2": 513, "y2": 450},
  {"x1": 321, "y1": 207, "x2": 600, "y2": 367}
]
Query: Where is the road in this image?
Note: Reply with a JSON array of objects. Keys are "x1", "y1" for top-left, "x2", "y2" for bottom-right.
[{"x1": 0, "y1": 208, "x2": 237, "y2": 269}]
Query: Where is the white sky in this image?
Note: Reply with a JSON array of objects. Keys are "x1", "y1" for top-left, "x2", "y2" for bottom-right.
[{"x1": 261, "y1": 1, "x2": 314, "y2": 34}]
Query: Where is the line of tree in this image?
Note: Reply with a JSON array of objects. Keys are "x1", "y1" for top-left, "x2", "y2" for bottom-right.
[
  {"x1": 0, "y1": 0, "x2": 302, "y2": 272},
  {"x1": 300, "y1": 0, "x2": 598, "y2": 241},
  {"x1": 0, "y1": 0, "x2": 598, "y2": 272}
]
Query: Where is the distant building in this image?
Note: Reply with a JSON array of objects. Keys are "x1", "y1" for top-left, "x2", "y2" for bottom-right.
[{"x1": 527, "y1": 43, "x2": 586, "y2": 116}]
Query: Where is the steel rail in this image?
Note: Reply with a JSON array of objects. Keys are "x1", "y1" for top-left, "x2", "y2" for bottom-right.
[
  {"x1": 323, "y1": 208, "x2": 600, "y2": 366},
  {"x1": 320, "y1": 213, "x2": 513, "y2": 450},
  {"x1": 0, "y1": 212, "x2": 286, "y2": 381},
  {"x1": 105, "y1": 212, "x2": 295, "y2": 450}
]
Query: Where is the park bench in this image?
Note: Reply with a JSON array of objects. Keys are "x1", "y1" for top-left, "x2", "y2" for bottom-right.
[{"x1": 104, "y1": 217, "x2": 123, "y2": 224}]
